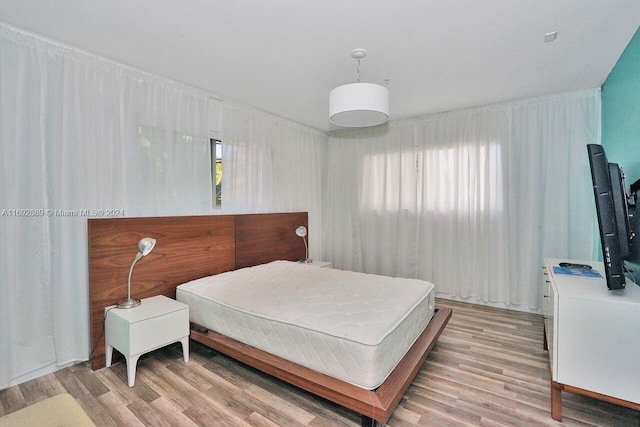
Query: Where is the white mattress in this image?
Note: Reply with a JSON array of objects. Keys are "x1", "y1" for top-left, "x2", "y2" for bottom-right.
[{"x1": 176, "y1": 261, "x2": 435, "y2": 390}]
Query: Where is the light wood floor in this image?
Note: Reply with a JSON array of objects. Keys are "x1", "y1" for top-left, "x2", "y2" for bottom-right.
[{"x1": 1, "y1": 299, "x2": 638, "y2": 426}]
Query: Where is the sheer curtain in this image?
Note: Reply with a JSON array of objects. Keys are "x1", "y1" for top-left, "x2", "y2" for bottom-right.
[
  {"x1": 0, "y1": 25, "x2": 211, "y2": 388},
  {"x1": 415, "y1": 108, "x2": 511, "y2": 305},
  {"x1": 505, "y1": 92, "x2": 600, "y2": 308},
  {"x1": 222, "y1": 102, "x2": 327, "y2": 259},
  {"x1": 324, "y1": 125, "x2": 419, "y2": 277},
  {"x1": 325, "y1": 89, "x2": 600, "y2": 311}
]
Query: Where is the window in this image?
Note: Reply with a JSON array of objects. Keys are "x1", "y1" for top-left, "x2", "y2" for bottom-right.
[
  {"x1": 211, "y1": 139, "x2": 222, "y2": 208},
  {"x1": 361, "y1": 142, "x2": 503, "y2": 214},
  {"x1": 419, "y1": 143, "x2": 503, "y2": 213}
]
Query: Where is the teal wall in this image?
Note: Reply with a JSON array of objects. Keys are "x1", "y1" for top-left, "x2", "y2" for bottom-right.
[
  {"x1": 601, "y1": 25, "x2": 640, "y2": 275},
  {"x1": 601, "y1": 26, "x2": 640, "y2": 179}
]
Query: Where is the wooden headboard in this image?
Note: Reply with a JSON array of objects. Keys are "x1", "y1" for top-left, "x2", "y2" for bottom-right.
[{"x1": 88, "y1": 212, "x2": 308, "y2": 370}]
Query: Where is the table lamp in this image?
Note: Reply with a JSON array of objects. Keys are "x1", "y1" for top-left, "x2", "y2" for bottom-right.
[
  {"x1": 295, "y1": 226, "x2": 312, "y2": 263},
  {"x1": 117, "y1": 237, "x2": 156, "y2": 309}
]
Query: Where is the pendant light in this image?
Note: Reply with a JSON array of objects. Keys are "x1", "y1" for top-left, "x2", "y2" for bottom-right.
[{"x1": 329, "y1": 49, "x2": 389, "y2": 128}]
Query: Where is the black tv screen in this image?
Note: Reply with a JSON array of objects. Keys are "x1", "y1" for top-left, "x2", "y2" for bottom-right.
[{"x1": 587, "y1": 144, "x2": 627, "y2": 290}]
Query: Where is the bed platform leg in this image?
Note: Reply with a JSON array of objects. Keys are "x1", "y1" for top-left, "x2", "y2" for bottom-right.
[{"x1": 361, "y1": 415, "x2": 377, "y2": 427}]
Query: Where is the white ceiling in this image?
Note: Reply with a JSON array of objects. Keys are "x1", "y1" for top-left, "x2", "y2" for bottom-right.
[{"x1": 1, "y1": 1, "x2": 639, "y2": 132}]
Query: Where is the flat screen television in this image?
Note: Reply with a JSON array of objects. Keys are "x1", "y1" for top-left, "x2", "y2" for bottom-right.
[{"x1": 587, "y1": 144, "x2": 633, "y2": 290}]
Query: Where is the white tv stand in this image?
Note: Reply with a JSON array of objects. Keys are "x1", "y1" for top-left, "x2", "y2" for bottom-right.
[{"x1": 542, "y1": 258, "x2": 640, "y2": 420}]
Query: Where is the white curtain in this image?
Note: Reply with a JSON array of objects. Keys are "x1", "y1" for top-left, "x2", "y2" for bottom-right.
[
  {"x1": 324, "y1": 90, "x2": 600, "y2": 311},
  {"x1": 324, "y1": 125, "x2": 419, "y2": 276},
  {"x1": 222, "y1": 102, "x2": 327, "y2": 259},
  {"x1": 0, "y1": 25, "x2": 211, "y2": 388}
]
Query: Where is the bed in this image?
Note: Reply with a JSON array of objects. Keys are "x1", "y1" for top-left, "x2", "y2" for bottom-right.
[
  {"x1": 177, "y1": 260, "x2": 436, "y2": 390},
  {"x1": 88, "y1": 213, "x2": 451, "y2": 426}
]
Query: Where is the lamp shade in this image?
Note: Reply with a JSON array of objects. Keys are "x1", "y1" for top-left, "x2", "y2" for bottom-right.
[
  {"x1": 295, "y1": 226, "x2": 307, "y2": 237},
  {"x1": 329, "y1": 83, "x2": 389, "y2": 127},
  {"x1": 138, "y1": 237, "x2": 156, "y2": 256}
]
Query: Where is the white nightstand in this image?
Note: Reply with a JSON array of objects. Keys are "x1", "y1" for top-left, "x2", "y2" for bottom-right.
[
  {"x1": 304, "y1": 260, "x2": 332, "y2": 268},
  {"x1": 105, "y1": 295, "x2": 189, "y2": 387}
]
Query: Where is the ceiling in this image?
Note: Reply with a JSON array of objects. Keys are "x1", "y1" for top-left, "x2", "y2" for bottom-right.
[{"x1": 1, "y1": 1, "x2": 639, "y2": 132}]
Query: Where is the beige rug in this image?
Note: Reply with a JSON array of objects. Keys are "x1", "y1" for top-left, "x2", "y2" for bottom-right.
[{"x1": 0, "y1": 393, "x2": 95, "y2": 427}]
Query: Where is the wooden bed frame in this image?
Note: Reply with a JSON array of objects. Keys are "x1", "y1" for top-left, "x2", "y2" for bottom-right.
[{"x1": 88, "y1": 212, "x2": 451, "y2": 426}]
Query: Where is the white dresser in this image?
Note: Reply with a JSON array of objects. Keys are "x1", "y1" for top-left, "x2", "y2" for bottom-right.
[{"x1": 542, "y1": 258, "x2": 640, "y2": 420}]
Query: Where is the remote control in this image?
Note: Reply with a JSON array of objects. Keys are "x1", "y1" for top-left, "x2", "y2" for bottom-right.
[{"x1": 558, "y1": 262, "x2": 592, "y2": 270}]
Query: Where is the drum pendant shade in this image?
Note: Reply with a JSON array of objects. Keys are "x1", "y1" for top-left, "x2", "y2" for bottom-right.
[
  {"x1": 329, "y1": 49, "x2": 389, "y2": 128},
  {"x1": 329, "y1": 83, "x2": 389, "y2": 127}
]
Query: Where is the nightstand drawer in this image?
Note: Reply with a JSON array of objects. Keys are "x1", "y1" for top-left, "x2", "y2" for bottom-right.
[{"x1": 129, "y1": 308, "x2": 189, "y2": 355}]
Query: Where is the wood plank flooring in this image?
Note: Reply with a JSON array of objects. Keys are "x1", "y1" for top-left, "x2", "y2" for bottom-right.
[{"x1": 1, "y1": 299, "x2": 638, "y2": 426}]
